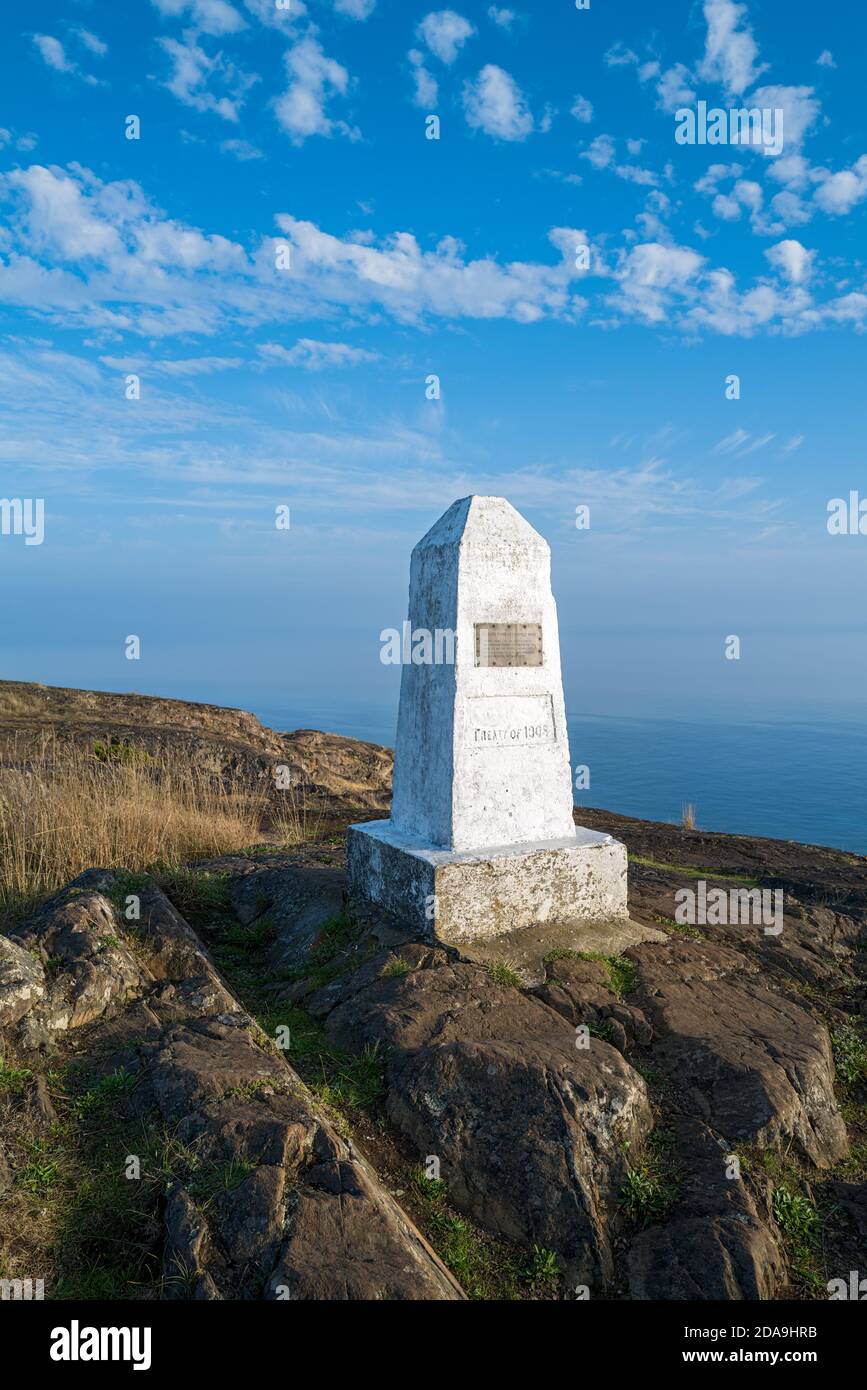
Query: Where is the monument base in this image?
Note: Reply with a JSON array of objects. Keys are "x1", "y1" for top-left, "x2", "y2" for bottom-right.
[{"x1": 346, "y1": 820, "x2": 628, "y2": 945}]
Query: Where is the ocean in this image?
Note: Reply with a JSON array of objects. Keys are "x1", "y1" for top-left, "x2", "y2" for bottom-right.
[{"x1": 251, "y1": 702, "x2": 867, "y2": 855}]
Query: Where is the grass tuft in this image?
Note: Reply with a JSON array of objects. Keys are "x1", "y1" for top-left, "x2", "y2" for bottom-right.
[{"x1": 484, "y1": 961, "x2": 523, "y2": 989}]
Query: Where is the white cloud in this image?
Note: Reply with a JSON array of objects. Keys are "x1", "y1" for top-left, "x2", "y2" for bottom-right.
[
  {"x1": 408, "y1": 49, "x2": 438, "y2": 108},
  {"x1": 277, "y1": 215, "x2": 586, "y2": 322},
  {"x1": 581, "y1": 134, "x2": 657, "y2": 186},
  {"x1": 712, "y1": 192, "x2": 742, "y2": 221},
  {"x1": 1, "y1": 162, "x2": 862, "y2": 348},
  {"x1": 33, "y1": 33, "x2": 101, "y2": 85},
  {"x1": 765, "y1": 239, "x2": 813, "y2": 283},
  {"x1": 221, "y1": 138, "x2": 264, "y2": 160},
  {"x1": 767, "y1": 153, "x2": 812, "y2": 192},
  {"x1": 581, "y1": 134, "x2": 615, "y2": 170},
  {"x1": 655, "y1": 63, "x2": 696, "y2": 112},
  {"x1": 615, "y1": 164, "x2": 659, "y2": 187},
  {"x1": 242, "y1": 0, "x2": 306, "y2": 25},
  {"x1": 823, "y1": 293, "x2": 867, "y2": 326},
  {"x1": 750, "y1": 85, "x2": 820, "y2": 150},
  {"x1": 488, "y1": 6, "x2": 516, "y2": 28},
  {"x1": 612, "y1": 242, "x2": 706, "y2": 325},
  {"x1": 274, "y1": 37, "x2": 357, "y2": 143},
  {"x1": 636, "y1": 190, "x2": 671, "y2": 240},
  {"x1": 698, "y1": 0, "x2": 767, "y2": 95},
  {"x1": 813, "y1": 156, "x2": 867, "y2": 214},
  {"x1": 571, "y1": 94, "x2": 593, "y2": 124},
  {"x1": 737, "y1": 430, "x2": 775, "y2": 455},
  {"x1": 101, "y1": 354, "x2": 243, "y2": 376},
  {"x1": 0, "y1": 128, "x2": 38, "y2": 153},
  {"x1": 694, "y1": 162, "x2": 743, "y2": 194},
  {"x1": 770, "y1": 190, "x2": 811, "y2": 226},
  {"x1": 334, "y1": 0, "x2": 377, "y2": 17},
  {"x1": 33, "y1": 34, "x2": 74, "y2": 73},
  {"x1": 74, "y1": 29, "x2": 109, "y2": 58},
  {"x1": 0, "y1": 163, "x2": 591, "y2": 336},
  {"x1": 418, "y1": 11, "x2": 475, "y2": 65},
  {"x1": 734, "y1": 179, "x2": 762, "y2": 211},
  {"x1": 2, "y1": 165, "x2": 124, "y2": 261},
  {"x1": 158, "y1": 35, "x2": 257, "y2": 121},
  {"x1": 463, "y1": 65, "x2": 535, "y2": 141},
  {"x1": 780, "y1": 435, "x2": 804, "y2": 455},
  {"x1": 686, "y1": 267, "x2": 815, "y2": 336},
  {"x1": 258, "y1": 339, "x2": 379, "y2": 369},
  {"x1": 713, "y1": 428, "x2": 750, "y2": 455},
  {"x1": 150, "y1": 0, "x2": 246, "y2": 36},
  {"x1": 816, "y1": 50, "x2": 836, "y2": 69},
  {"x1": 604, "y1": 43, "x2": 639, "y2": 68}
]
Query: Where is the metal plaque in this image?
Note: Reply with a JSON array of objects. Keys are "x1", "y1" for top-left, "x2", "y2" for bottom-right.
[{"x1": 474, "y1": 622, "x2": 543, "y2": 668}]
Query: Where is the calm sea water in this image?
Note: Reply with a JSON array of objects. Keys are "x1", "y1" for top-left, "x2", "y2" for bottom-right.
[{"x1": 252, "y1": 702, "x2": 867, "y2": 855}]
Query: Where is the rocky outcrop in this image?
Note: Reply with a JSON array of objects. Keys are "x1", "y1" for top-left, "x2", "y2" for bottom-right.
[
  {"x1": 6, "y1": 874, "x2": 153, "y2": 1045},
  {"x1": 0, "y1": 680, "x2": 393, "y2": 817},
  {"x1": 310, "y1": 954, "x2": 653, "y2": 1287},
  {"x1": 145, "y1": 1015, "x2": 460, "y2": 1300},
  {"x1": 0, "y1": 869, "x2": 462, "y2": 1301},
  {"x1": 627, "y1": 938, "x2": 849, "y2": 1168}
]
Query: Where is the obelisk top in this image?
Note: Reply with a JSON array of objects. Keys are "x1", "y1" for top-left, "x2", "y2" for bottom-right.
[{"x1": 415, "y1": 495, "x2": 547, "y2": 555}]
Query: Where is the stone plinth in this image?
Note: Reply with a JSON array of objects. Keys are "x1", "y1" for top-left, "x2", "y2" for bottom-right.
[{"x1": 347, "y1": 820, "x2": 627, "y2": 945}]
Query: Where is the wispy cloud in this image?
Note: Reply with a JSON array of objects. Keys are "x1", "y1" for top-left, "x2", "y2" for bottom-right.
[{"x1": 32, "y1": 34, "x2": 101, "y2": 86}]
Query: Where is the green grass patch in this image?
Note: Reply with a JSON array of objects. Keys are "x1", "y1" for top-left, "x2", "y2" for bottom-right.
[
  {"x1": 772, "y1": 1184, "x2": 819, "y2": 1244},
  {"x1": 92, "y1": 741, "x2": 153, "y2": 766},
  {"x1": 832, "y1": 1024, "x2": 867, "y2": 1085},
  {"x1": 629, "y1": 855, "x2": 760, "y2": 886},
  {"x1": 305, "y1": 912, "x2": 362, "y2": 970},
  {"x1": 771, "y1": 1181, "x2": 823, "y2": 1286},
  {"x1": 542, "y1": 948, "x2": 637, "y2": 998},
  {"x1": 157, "y1": 868, "x2": 232, "y2": 924},
  {"x1": 0, "y1": 1061, "x2": 33, "y2": 1095},
  {"x1": 619, "y1": 1131, "x2": 679, "y2": 1228},
  {"x1": 254, "y1": 1002, "x2": 384, "y2": 1113},
  {"x1": 381, "y1": 957, "x2": 413, "y2": 978},
  {"x1": 405, "y1": 1166, "x2": 560, "y2": 1299},
  {"x1": 186, "y1": 1158, "x2": 256, "y2": 1207},
  {"x1": 578, "y1": 952, "x2": 638, "y2": 999},
  {"x1": 104, "y1": 867, "x2": 151, "y2": 911},
  {"x1": 17, "y1": 1151, "x2": 61, "y2": 1197},
  {"x1": 221, "y1": 917, "x2": 277, "y2": 951},
  {"x1": 653, "y1": 914, "x2": 705, "y2": 940},
  {"x1": 67, "y1": 1068, "x2": 136, "y2": 1121},
  {"x1": 484, "y1": 961, "x2": 523, "y2": 989}
]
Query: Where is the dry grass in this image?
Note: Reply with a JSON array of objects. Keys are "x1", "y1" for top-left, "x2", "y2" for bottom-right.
[
  {"x1": 0, "y1": 735, "x2": 277, "y2": 920},
  {"x1": 681, "y1": 802, "x2": 697, "y2": 830},
  {"x1": 270, "y1": 779, "x2": 324, "y2": 845},
  {"x1": 0, "y1": 690, "x2": 44, "y2": 718}
]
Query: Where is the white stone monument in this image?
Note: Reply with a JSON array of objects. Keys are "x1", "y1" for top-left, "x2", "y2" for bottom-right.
[{"x1": 347, "y1": 496, "x2": 628, "y2": 944}]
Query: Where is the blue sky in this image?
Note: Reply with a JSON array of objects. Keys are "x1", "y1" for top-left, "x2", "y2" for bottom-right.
[{"x1": 1, "y1": 0, "x2": 866, "y2": 727}]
